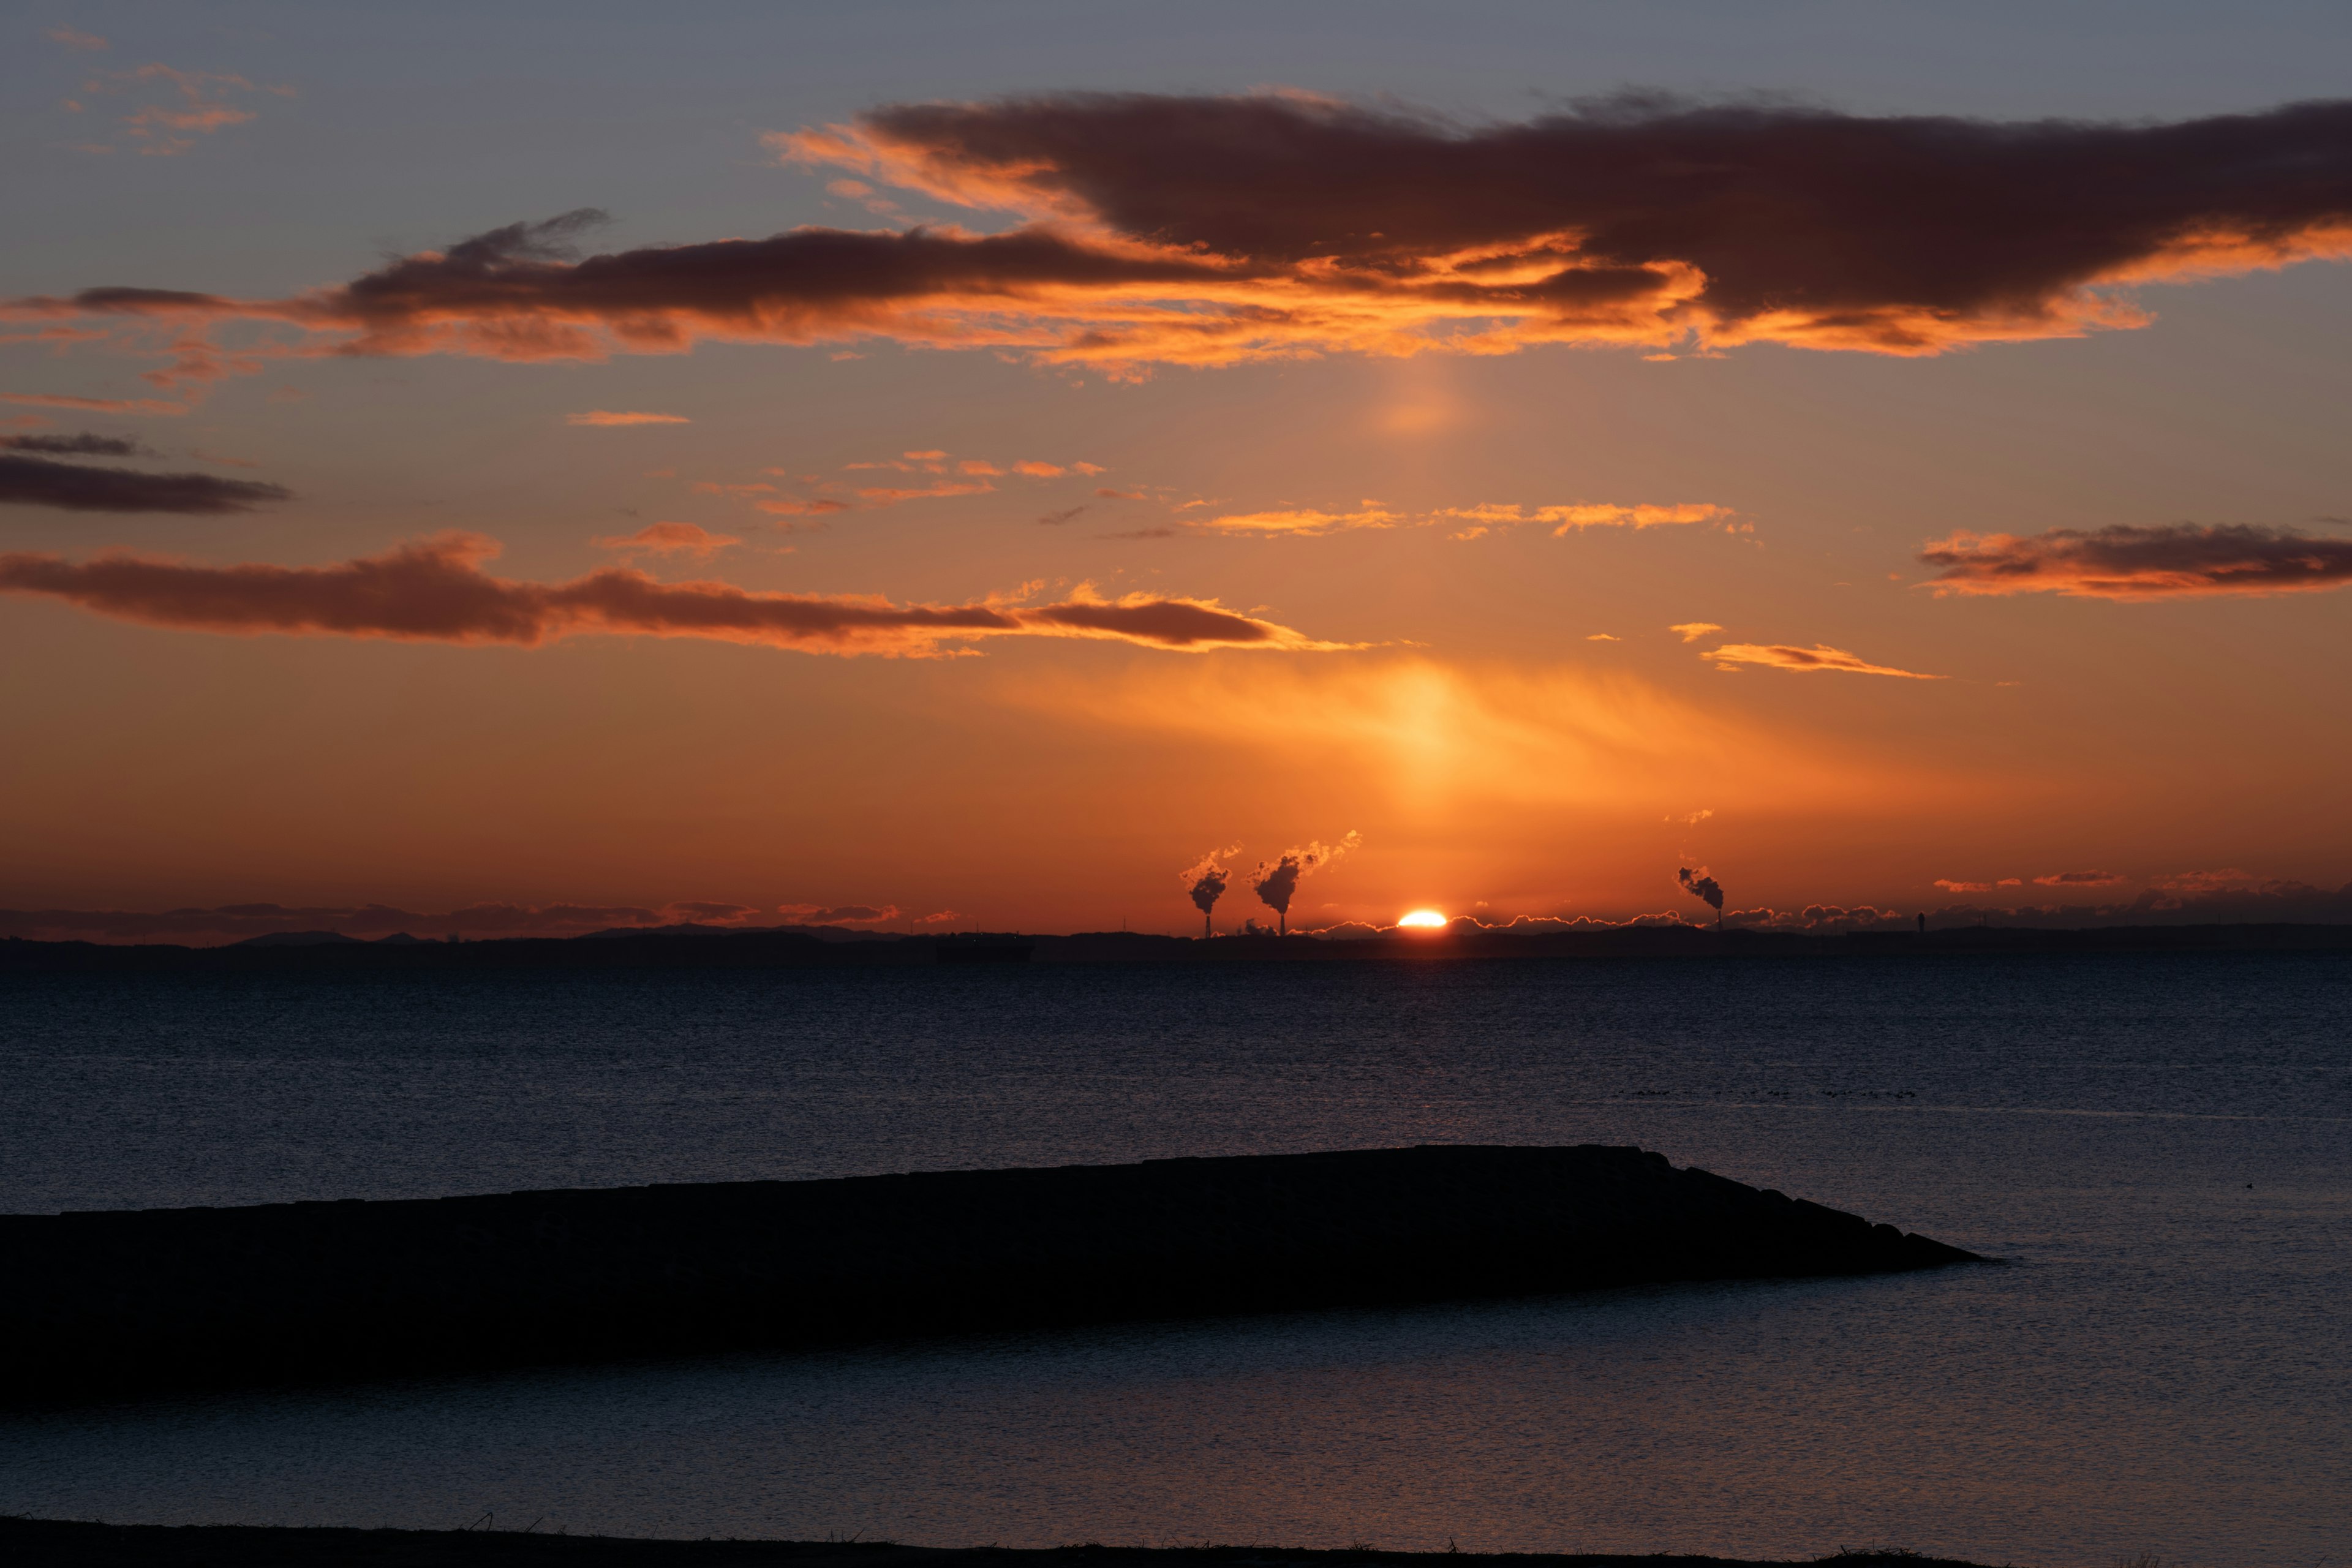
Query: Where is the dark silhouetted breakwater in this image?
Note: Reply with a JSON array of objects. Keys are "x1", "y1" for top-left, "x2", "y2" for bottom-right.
[{"x1": 1, "y1": 1145, "x2": 1975, "y2": 1405}]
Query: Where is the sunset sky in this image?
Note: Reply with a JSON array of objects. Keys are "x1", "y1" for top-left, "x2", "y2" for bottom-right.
[{"x1": 7, "y1": 1, "x2": 2352, "y2": 940}]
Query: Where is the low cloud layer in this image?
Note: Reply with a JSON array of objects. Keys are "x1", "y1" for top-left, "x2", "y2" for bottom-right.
[
  {"x1": 21, "y1": 92, "x2": 2352, "y2": 375},
  {"x1": 1920, "y1": 523, "x2": 2352, "y2": 598},
  {"x1": 0, "y1": 533, "x2": 1343, "y2": 655},
  {"x1": 1923, "y1": 874, "x2": 2352, "y2": 928},
  {"x1": 1706, "y1": 642, "x2": 1943, "y2": 679},
  {"x1": 0, "y1": 452, "x2": 290, "y2": 513}
]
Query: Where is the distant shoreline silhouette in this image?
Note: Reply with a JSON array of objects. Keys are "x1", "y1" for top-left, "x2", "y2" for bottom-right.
[
  {"x1": 4, "y1": 921, "x2": 2351, "y2": 973},
  {"x1": 0, "y1": 1518, "x2": 2003, "y2": 1568}
]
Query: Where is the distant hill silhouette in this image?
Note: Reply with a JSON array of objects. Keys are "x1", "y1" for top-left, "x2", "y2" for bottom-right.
[
  {"x1": 6, "y1": 921, "x2": 2348, "y2": 973},
  {"x1": 0, "y1": 1518, "x2": 1997, "y2": 1568},
  {"x1": 232, "y1": 930, "x2": 368, "y2": 948},
  {"x1": 0, "y1": 1523, "x2": 2003, "y2": 1568}
]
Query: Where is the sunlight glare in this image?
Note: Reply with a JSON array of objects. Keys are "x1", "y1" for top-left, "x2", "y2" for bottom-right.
[{"x1": 1397, "y1": 909, "x2": 1449, "y2": 929}]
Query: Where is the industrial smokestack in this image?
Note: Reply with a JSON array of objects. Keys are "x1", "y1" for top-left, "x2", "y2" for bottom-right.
[
  {"x1": 1181, "y1": 847, "x2": 1238, "y2": 938},
  {"x1": 1251, "y1": 831, "x2": 1362, "y2": 937},
  {"x1": 1678, "y1": 866, "x2": 1725, "y2": 927}
]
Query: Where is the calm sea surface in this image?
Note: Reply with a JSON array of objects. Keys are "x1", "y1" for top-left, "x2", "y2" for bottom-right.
[{"x1": 2, "y1": 954, "x2": 2347, "y2": 1567}]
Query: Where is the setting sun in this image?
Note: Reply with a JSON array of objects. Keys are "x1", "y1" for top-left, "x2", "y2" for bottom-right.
[{"x1": 1396, "y1": 910, "x2": 1449, "y2": 929}]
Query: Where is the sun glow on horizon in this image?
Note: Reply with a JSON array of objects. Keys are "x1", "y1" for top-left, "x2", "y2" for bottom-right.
[{"x1": 1397, "y1": 908, "x2": 1449, "y2": 929}]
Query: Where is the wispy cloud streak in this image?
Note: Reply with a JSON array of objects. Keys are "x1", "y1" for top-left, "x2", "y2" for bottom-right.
[
  {"x1": 567, "y1": 410, "x2": 690, "y2": 426},
  {"x1": 1706, "y1": 642, "x2": 1943, "y2": 679}
]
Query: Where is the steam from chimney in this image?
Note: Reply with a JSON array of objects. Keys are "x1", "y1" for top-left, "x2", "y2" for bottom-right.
[
  {"x1": 1181, "y1": 845, "x2": 1240, "y2": 938},
  {"x1": 1251, "y1": 831, "x2": 1362, "y2": 935},
  {"x1": 1678, "y1": 865, "x2": 1725, "y2": 923}
]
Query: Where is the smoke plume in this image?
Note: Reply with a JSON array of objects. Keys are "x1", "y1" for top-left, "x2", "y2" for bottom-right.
[
  {"x1": 1250, "y1": 831, "x2": 1362, "y2": 935},
  {"x1": 1678, "y1": 866, "x2": 1725, "y2": 920},
  {"x1": 1180, "y1": 845, "x2": 1239, "y2": 937}
]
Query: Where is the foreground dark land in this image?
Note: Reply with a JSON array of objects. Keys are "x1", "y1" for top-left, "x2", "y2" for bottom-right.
[
  {"x1": 1, "y1": 1146, "x2": 1975, "y2": 1404},
  {"x1": 0, "y1": 1521, "x2": 2000, "y2": 1568}
]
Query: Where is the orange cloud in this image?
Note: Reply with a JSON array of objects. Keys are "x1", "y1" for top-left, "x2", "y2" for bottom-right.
[
  {"x1": 1198, "y1": 505, "x2": 1400, "y2": 536},
  {"x1": 1150, "y1": 499, "x2": 1732, "y2": 540},
  {"x1": 592, "y1": 521, "x2": 739, "y2": 560},
  {"x1": 2033, "y1": 869, "x2": 2127, "y2": 887},
  {"x1": 1012, "y1": 460, "x2": 1066, "y2": 477},
  {"x1": 855, "y1": 479, "x2": 993, "y2": 505},
  {"x1": 0, "y1": 393, "x2": 186, "y2": 415},
  {"x1": 1706, "y1": 642, "x2": 1944, "y2": 679},
  {"x1": 754, "y1": 497, "x2": 850, "y2": 518},
  {"x1": 0, "y1": 533, "x2": 1347, "y2": 656},
  {"x1": 1436, "y1": 502, "x2": 1733, "y2": 539},
  {"x1": 778, "y1": 903, "x2": 901, "y2": 925},
  {"x1": 73, "y1": 63, "x2": 281, "y2": 156},
  {"x1": 566, "y1": 410, "x2": 690, "y2": 426},
  {"x1": 32, "y1": 94, "x2": 2352, "y2": 377},
  {"x1": 1920, "y1": 523, "x2": 2352, "y2": 598},
  {"x1": 1670, "y1": 622, "x2": 1724, "y2": 642}
]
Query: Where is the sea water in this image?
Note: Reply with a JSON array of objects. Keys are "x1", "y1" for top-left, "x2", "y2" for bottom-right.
[{"x1": 1, "y1": 954, "x2": 2346, "y2": 1566}]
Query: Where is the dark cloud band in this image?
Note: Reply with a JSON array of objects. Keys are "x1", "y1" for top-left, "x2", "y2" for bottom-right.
[
  {"x1": 0, "y1": 533, "x2": 1343, "y2": 654},
  {"x1": 0, "y1": 432, "x2": 147, "y2": 458},
  {"x1": 1921, "y1": 523, "x2": 2352, "y2": 597},
  {"x1": 17, "y1": 93, "x2": 2352, "y2": 373},
  {"x1": 0, "y1": 453, "x2": 288, "y2": 513}
]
